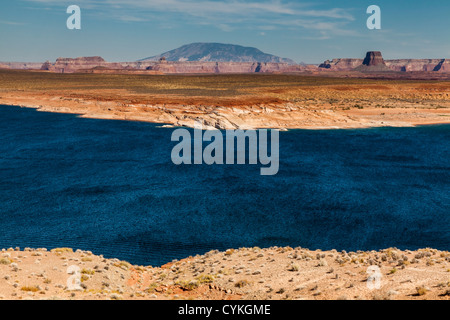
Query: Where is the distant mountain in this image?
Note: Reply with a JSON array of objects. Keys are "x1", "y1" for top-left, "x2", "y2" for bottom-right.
[{"x1": 139, "y1": 43, "x2": 297, "y2": 64}]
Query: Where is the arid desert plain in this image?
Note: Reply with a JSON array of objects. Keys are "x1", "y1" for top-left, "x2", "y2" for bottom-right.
[{"x1": 0, "y1": 70, "x2": 449, "y2": 130}]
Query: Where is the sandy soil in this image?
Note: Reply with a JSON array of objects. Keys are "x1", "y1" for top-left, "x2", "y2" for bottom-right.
[{"x1": 1, "y1": 247, "x2": 449, "y2": 300}]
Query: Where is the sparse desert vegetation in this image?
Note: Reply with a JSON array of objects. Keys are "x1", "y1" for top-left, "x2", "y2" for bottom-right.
[{"x1": 0, "y1": 246, "x2": 449, "y2": 300}]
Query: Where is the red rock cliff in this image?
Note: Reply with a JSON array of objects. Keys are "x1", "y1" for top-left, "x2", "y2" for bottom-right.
[{"x1": 320, "y1": 51, "x2": 450, "y2": 73}]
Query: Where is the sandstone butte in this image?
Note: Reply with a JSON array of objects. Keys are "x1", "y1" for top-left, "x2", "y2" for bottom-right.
[{"x1": 319, "y1": 51, "x2": 450, "y2": 72}]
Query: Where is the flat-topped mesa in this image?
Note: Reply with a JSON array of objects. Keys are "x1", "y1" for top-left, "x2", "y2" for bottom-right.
[
  {"x1": 0, "y1": 62, "x2": 44, "y2": 70},
  {"x1": 55, "y1": 56, "x2": 106, "y2": 63},
  {"x1": 363, "y1": 51, "x2": 385, "y2": 66},
  {"x1": 318, "y1": 52, "x2": 383, "y2": 71},
  {"x1": 41, "y1": 56, "x2": 123, "y2": 73},
  {"x1": 319, "y1": 51, "x2": 450, "y2": 73},
  {"x1": 318, "y1": 58, "x2": 363, "y2": 71},
  {"x1": 142, "y1": 61, "x2": 311, "y2": 74},
  {"x1": 353, "y1": 51, "x2": 392, "y2": 72},
  {"x1": 387, "y1": 59, "x2": 450, "y2": 72},
  {"x1": 38, "y1": 56, "x2": 313, "y2": 74}
]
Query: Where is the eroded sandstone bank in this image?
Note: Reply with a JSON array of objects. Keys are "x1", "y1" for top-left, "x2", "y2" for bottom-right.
[
  {"x1": 1, "y1": 70, "x2": 450, "y2": 130},
  {"x1": 1, "y1": 89, "x2": 449, "y2": 130}
]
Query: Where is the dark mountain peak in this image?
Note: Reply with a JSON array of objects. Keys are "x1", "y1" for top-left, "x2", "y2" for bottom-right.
[{"x1": 139, "y1": 43, "x2": 297, "y2": 64}]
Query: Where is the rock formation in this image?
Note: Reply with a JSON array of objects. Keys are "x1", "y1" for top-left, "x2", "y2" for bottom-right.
[
  {"x1": 0, "y1": 62, "x2": 43, "y2": 70},
  {"x1": 362, "y1": 51, "x2": 385, "y2": 66},
  {"x1": 41, "y1": 57, "x2": 123, "y2": 73},
  {"x1": 319, "y1": 59, "x2": 363, "y2": 71},
  {"x1": 141, "y1": 61, "x2": 313, "y2": 74},
  {"x1": 140, "y1": 42, "x2": 297, "y2": 65},
  {"x1": 6, "y1": 50, "x2": 450, "y2": 75},
  {"x1": 353, "y1": 51, "x2": 391, "y2": 72},
  {"x1": 38, "y1": 57, "x2": 313, "y2": 74},
  {"x1": 386, "y1": 59, "x2": 450, "y2": 72},
  {"x1": 319, "y1": 51, "x2": 450, "y2": 73}
]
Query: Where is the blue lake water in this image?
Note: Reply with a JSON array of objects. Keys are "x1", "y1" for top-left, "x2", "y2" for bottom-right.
[{"x1": 0, "y1": 105, "x2": 449, "y2": 266}]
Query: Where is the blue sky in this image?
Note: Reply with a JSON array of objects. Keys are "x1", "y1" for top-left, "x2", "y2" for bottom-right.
[{"x1": 1, "y1": 0, "x2": 449, "y2": 63}]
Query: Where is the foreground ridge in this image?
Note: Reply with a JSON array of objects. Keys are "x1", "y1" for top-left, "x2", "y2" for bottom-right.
[{"x1": 1, "y1": 246, "x2": 449, "y2": 300}]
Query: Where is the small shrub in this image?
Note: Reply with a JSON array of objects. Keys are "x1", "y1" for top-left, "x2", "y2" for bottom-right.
[
  {"x1": 117, "y1": 261, "x2": 131, "y2": 269},
  {"x1": 81, "y1": 269, "x2": 95, "y2": 275},
  {"x1": 176, "y1": 280, "x2": 199, "y2": 291},
  {"x1": 398, "y1": 260, "x2": 410, "y2": 266},
  {"x1": 225, "y1": 249, "x2": 235, "y2": 256},
  {"x1": 235, "y1": 280, "x2": 249, "y2": 288},
  {"x1": 288, "y1": 264, "x2": 299, "y2": 272},
  {"x1": 21, "y1": 286, "x2": 40, "y2": 292},
  {"x1": 145, "y1": 282, "x2": 159, "y2": 293},
  {"x1": 197, "y1": 274, "x2": 215, "y2": 284},
  {"x1": 416, "y1": 287, "x2": 428, "y2": 296},
  {"x1": 158, "y1": 273, "x2": 167, "y2": 280}
]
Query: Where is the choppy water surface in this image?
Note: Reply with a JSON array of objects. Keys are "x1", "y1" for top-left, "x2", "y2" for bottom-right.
[{"x1": 0, "y1": 105, "x2": 448, "y2": 266}]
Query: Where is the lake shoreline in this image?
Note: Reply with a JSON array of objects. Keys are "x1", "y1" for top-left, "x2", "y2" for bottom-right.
[
  {"x1": 0, "y1": 103, "x2": 448, "y2": 268},
  {"x1": 1, "y1": 71, "x2": 450, "y2": 130},
  {"x1": 2, "y1": 98, "x2": 450, "y2": 131}
]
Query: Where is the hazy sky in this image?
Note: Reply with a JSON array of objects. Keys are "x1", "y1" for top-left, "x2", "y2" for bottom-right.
[{"x1": 1, "y1": 0, "x2": 449, "y2": 63}]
